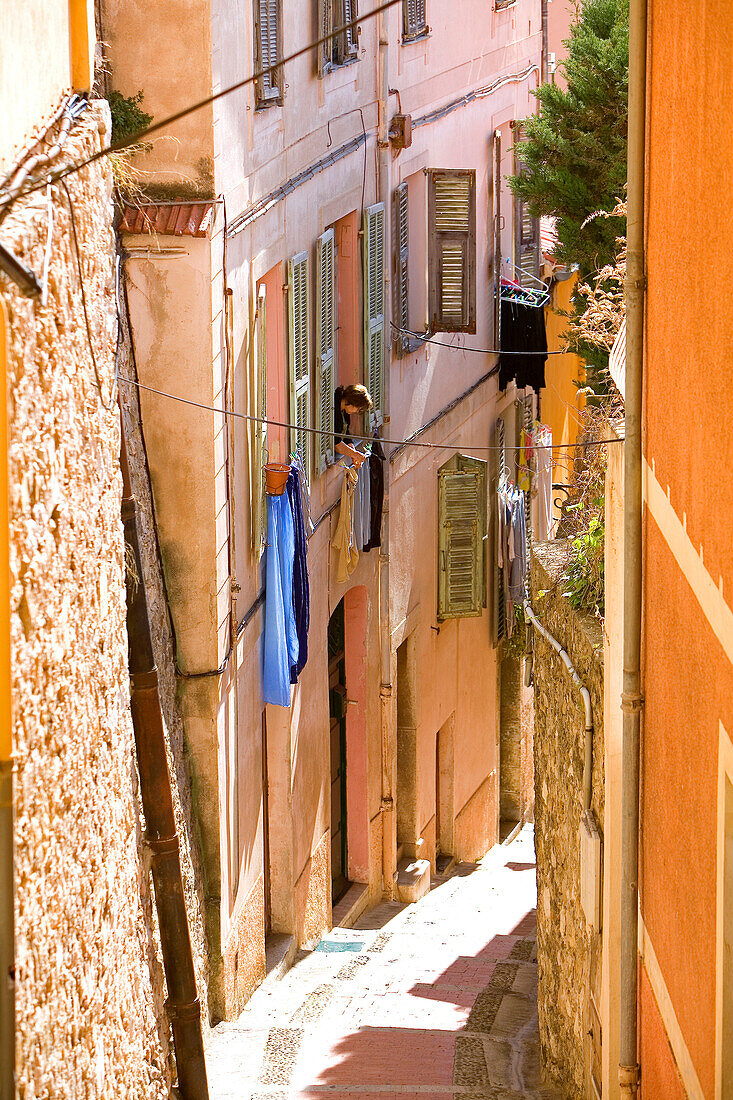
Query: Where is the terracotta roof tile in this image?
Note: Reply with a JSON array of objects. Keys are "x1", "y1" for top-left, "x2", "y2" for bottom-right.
[{"x1": 119, "y1": 201, "x2": 214, "y2": 238}]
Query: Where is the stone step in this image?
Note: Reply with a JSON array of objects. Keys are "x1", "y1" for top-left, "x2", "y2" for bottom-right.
[{"x1": 395, "y1": 856, "x2": 431, "y2": 903}]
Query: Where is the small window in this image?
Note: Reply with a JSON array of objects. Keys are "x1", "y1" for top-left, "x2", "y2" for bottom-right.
[
  {"x1": 318, "y1": 0, "x2": 359, "y2": 75},
  {"x1": 403, "y1": 0, "x2": 427, "y2": 41},
  {"x1": 438, "y1": 454, "x2": 487, "y2": 621},
  {"x1": 255, "y1": 0, "x2": 282, "y2": 107},
  {"x1": 428, "y1": 169, "x2": 476, "y2": 334}
]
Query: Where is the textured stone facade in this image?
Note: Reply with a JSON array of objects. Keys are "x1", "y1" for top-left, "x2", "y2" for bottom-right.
[
  {"x1": 4, "y1": 101, "x2": 204, "y2": 1097},
  {"x1": 531, "y1": 541, "x2": 604, "y2": 1099}
]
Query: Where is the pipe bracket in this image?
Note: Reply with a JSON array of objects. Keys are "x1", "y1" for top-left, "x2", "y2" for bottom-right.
[
  {"x1": 146, "y1": 833, "x2": 180, "y2": 856},
  {"x1": 618, "y1": 1062, "x2": 640, "y2": 1088},
  {"x1": 131, "y1": 668, "x2": 160, "y2": 691},
  {"x1": 166, "y1": 996, "x2": 202, "y2": 1022},
  {"x1": 620, "y1": 690, "x2": 644, "y2": 714}
]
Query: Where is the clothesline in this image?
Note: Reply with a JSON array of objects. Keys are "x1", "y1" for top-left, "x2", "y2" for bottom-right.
[{"x1": 119, "y1": 375, "x2": 624, "y2": 454}]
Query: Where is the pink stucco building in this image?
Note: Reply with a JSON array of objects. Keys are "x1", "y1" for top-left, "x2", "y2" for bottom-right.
[{"x1": 108, "y1": 0, "x2": 554, "y2": 1020}]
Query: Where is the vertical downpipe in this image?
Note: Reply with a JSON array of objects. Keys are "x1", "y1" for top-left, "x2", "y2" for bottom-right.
[
  {"x1": 619, "y1": 0, "x2": 646, "y2": 1093},
  {"x1": 0, "y1": 299, "x2": 14, "y2": 1100},
  {"x1": 120, "y1": 419, "x2": 210, "y2": 1099},
  {"x1": 377, "y1": 11, "x2": 396, "y2": 898}
]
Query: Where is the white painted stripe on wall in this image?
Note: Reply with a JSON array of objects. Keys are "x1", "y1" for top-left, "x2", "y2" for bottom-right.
[
  {"x1": 638, "y1": 914, "x2": 706, "y2": 1100},
  {"x1": 644, "y1": 459, "x2": 733, "y2": 663}
]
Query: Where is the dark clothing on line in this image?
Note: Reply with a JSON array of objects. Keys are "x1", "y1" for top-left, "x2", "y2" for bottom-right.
[
  {"x1": 363, "y1": 437, "x2": 385, "y2": 551},
  {"x1": 498, "y1": 298, "x2": 548, "y2": 393},
  {"x1": 287, "y1": 465, "x2": 310, "y2": 683}
]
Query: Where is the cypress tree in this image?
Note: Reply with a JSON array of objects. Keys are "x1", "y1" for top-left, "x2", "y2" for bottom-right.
[{"x1": 509, "y1": 0, "x2": 629, "y2": 276}]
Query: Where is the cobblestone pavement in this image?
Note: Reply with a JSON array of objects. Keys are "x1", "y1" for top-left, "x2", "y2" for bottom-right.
[{"x1": 206, "y1": 826, "x2": 561, "y2": 1099}]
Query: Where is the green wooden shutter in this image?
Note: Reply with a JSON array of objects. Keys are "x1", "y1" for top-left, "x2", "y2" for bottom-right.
[
  {"x1": 403, "y1": 0, "x2": 426, "y2": 39},
  {"x1": 340, "y1": 0, "x2": 359, "y2": 60},
  {"x1": 318, "y1": 0, "x2": 333, "y2": 76},
  {"x1": 289, "y1": 251, "x2": 311, "y2": 479},
  {"x1": 495, "y1": 416, "x2": 507, "y2": 643},
  {"x1": 393, "y1": 182, "x2": 409, "y2": 354},
  {"x1": 428, "y1": 170, "x2": 476, "y2": 334},
  {"x1": 437, "y1": 454, "x2": 486, "y2": 620},
  {"x1": 457, "y1": 454, "x2": 487, "y2": 608},
  {"x1": 255, "y1": 0, "x2": 281, "y2": 103},
  {"x1": 253, "y1": 286, "x2": 268, "y2": 555},
  {"x1": 363, "y1": 202, "x2": 385, "y2": 424},
  {"x1": 316, "y1": 229, "x2": 335, "y2": 473},
  {"x1": 513, "y1": 122, "x2": 540, "y2": 287}
]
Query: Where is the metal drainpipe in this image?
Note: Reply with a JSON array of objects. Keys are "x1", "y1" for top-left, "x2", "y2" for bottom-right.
[
  {"x1": 377, "y1": 13, "x2": 396, "y2": 898},
  {"x1": 540, "y1": 0, "x2": 549, "y2": 86},
  {"x1": 120, "y1": 418, "x2": 210, "y2": 1100},
  {"x1": 523, "y1": 600, "x2": 594, "y2": 811},
  {"x1": 0, "y1": 297, "x2": 14, "y2": 1100},
  {"x1": 619, "y1": 0, "x2": 646, "y2": 1093}
]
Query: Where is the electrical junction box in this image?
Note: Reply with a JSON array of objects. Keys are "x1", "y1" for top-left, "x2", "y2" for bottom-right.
[
  {"x1": 389, "y1": 114, "x2": 413, "y2": 149},
  {"x1": 579, "y1": 809, "x2": 603, "y2": 931}
]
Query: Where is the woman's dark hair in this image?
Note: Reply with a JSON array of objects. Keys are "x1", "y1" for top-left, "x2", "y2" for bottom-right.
[{"x1": 341, "y1": 384, "x2": 373, "y2": 411}]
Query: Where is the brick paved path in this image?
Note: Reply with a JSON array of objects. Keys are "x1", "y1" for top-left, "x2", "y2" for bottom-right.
[{"x1": 206, "y1": 826, "x2": 560, "y2": 1099}]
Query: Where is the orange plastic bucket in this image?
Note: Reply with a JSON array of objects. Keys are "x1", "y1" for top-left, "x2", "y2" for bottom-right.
[{"x1": 264, "y1": 462, "x2": 291, "y2": 496}]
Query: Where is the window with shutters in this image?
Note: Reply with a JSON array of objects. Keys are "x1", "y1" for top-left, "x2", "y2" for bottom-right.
[
  {"x1": 513, "y1": 122, "x2": 541, "y2": 287},
  {"x1": 428, "y1": 169, "x2": 476, "y2": 334},
  {"x1": 288, "y1": 252, "x2": 311, "y2": 479},
  {"x1": 363, "y1": 203, "x2": 385, "y2": 425},
  {"x1": 254, "y1": 0, "x2": 282, "y2": 107},
  {"x1": 318, "y1": 0, "x2": 359, "y2": 75},
  {"x1": 402, "y1": 0, "x2": 428, "y2": 41},
  {"x1": 438, "y1": 454, "x2": 487, "y2": 621},
  {"x1": 316, "y1": 229, "x2": 336, "y2": 472}
]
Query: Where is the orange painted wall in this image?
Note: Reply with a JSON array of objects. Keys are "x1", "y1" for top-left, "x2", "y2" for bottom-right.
[
  {"x1": 541, "y1": 277, "x2": 583, "y2": 502},
  {"x1": 639, "y1": 965, "x2": 687, "y2": 1100},
  {"x1": 640, "y1": 2, "x2": 733, "y2": 1092}
]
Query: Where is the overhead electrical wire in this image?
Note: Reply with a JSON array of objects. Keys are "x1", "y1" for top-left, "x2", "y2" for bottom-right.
[
  {"x1": 390, "y1": 321, "x2": 568, "y2": 355},
  {"x1": 0, "y1": 0, "x2": 408, "y2": 211},
  {"x1": 118, "y1": 374, "x2": 623, "y2": 454}
]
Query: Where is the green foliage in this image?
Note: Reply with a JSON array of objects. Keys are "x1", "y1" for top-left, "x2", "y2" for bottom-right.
[
  {"x1": 107, "y1": 90, "x2": 152, "y2": 146},
  {"x1": 503, "y1": 604, "x2": 530, "y2": 660},
  {"x1": 508, "y1": 0, "x2": 629, "y2": 275},
  {"x1": 563, "y1": 512, "x2": 605, "y2": 616}
]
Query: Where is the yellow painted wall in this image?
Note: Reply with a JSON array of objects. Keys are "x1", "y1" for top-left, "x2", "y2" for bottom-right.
[
  {"x1": 541, "y1": 276, "x2": 584, "y2": 510},
  {"x1": 0, "y1": 0, "x2": 95, "y2": 172}
]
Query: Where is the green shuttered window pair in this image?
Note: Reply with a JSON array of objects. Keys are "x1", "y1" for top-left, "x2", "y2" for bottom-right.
[
  {"x1": 363, "y1": 202, "x2": 385, "y2": 425},
  {"x1": 288, "y1": 252, "x2": 310, "y2": 477},
  {"x1": 437, "y1": 454, "x2": 487, "y2": 620}
]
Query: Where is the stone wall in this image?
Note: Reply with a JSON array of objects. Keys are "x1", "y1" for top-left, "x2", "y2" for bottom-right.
[
  {"x1": 3, "y1": 101, "x2": 203, "y2": 1097},
  {"x1": 531, "y1": 541, "x2": 604, "y2": 1099}
]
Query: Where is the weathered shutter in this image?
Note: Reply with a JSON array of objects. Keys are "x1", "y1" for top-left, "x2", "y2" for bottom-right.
[
  {"x1": 428, "y1": 169, "x2": 476, "y2": 334},
  {"x1": 495, "y1": 417, "x2": 507, "y2": 642},
  {"x1": 316, "y1": 229, "x2": 335, "y2": 472},
  {"x1": 288, "y1": 251, "x2": 311, "y2": 478},
  {"x1": 457, "y1": 454, "x2": 488, "y2": 608},
  {"x1": 363, "y1": 202, "x2": 385, "y2": 424},
  {"x1": 513, "y1": 122, "x2": 540, "y2": 287},
  {"x1": 318, "y1": 0, "x2": 333, "y2": 76},
  {"x1": 256, "y1": 0, "x2": 281, "y2": 102},
  {"x1": 253, "y1": 286, "x2": 268, "y2": 555},
  {"x1": 403, "y1": 0, "x2": 427, "y2": 39},
  {"x1": 437, "y1": 455, "x2": 484, "y2": 620},
  {"x1": 392, "y1": 182, "x2": 409, "y2": 354},
  {"x1": 493, "y1": 129, "x2": 502, "y2": 348},
  {"x1": 340, "y1": 0, "x2": 359, "y2": 60}
]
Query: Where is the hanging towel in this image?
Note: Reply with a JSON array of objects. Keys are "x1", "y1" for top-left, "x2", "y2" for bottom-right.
[
  {"x1": 363, "y1": 437, "x2": 385, "y2": 551},
  {"x1": 353, "y1": 457, "x2": 371, "y2": 551},
  {"x1": 287, "y1": 465, "x2": 310, "y2": 683},
  {"x1": 518, "y1": 428, "x2": 531, "y2": 491},
  {"x1": 262, "y1": 492, "x2": 299, "y2": 707},
  {"x1": 498, "y1": 298, "x2": 548, "y2": 393},
  {"x1": 333, "y1": 466, "x2": 359, "y2": 582},
  {"x1": 292, "y1": 451, "x2": 314, "y2": 537},
  {"x1": 508, "y1": 490, "x2": 527, "y2": 602}
]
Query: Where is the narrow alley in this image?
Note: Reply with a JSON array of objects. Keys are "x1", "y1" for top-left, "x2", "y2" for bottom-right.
[{"x1": 207, "y1": 828, "x2": 558, "y2": 1100}]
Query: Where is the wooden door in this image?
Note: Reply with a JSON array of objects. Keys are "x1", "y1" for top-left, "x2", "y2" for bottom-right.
[
  {"x1": 262, "y1": 711, "x2": 271, "y2": 933},
  {"x1": 328, "y1": 603, "x2": 349, "y2": 903}
]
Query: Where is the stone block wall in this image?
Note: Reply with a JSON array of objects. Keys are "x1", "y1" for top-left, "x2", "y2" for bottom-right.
[
  {"x1": 530, "y1": 541, "x2": 604, "y2": 1099},
  {"x1": 3, "y1": 101, "x2": 204, "y2": 1097}
]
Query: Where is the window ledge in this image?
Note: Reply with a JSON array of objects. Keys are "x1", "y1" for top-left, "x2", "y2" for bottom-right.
[
  {"x1": 401, "y1": 28, "x2": 431, "y2": 45},
  {"x1": 321, "y1": 55, "x2": 360, "y2": 78}
]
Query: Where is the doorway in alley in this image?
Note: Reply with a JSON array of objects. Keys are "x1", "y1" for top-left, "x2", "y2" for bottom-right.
[
  {"x1": 328, "y1": 600, "x2": 349, "y2": 903},
  {"x1": 396, "y1": 633, "x2": 418, "y2": 860},
  {"x1": 435, "y1": 715, "x2": 455, "y2": 872},
  {"x1": 261, "y1": 711, "x2": 271, "y2": 934}
]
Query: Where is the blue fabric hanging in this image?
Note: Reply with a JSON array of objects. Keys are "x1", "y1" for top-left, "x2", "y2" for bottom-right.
[
  {"x1": 287, "y1": 465, "x2": 310, "y2": 683},
  {"x1": 262, "y1": 492, "x2": 299, "y2": 706}
]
